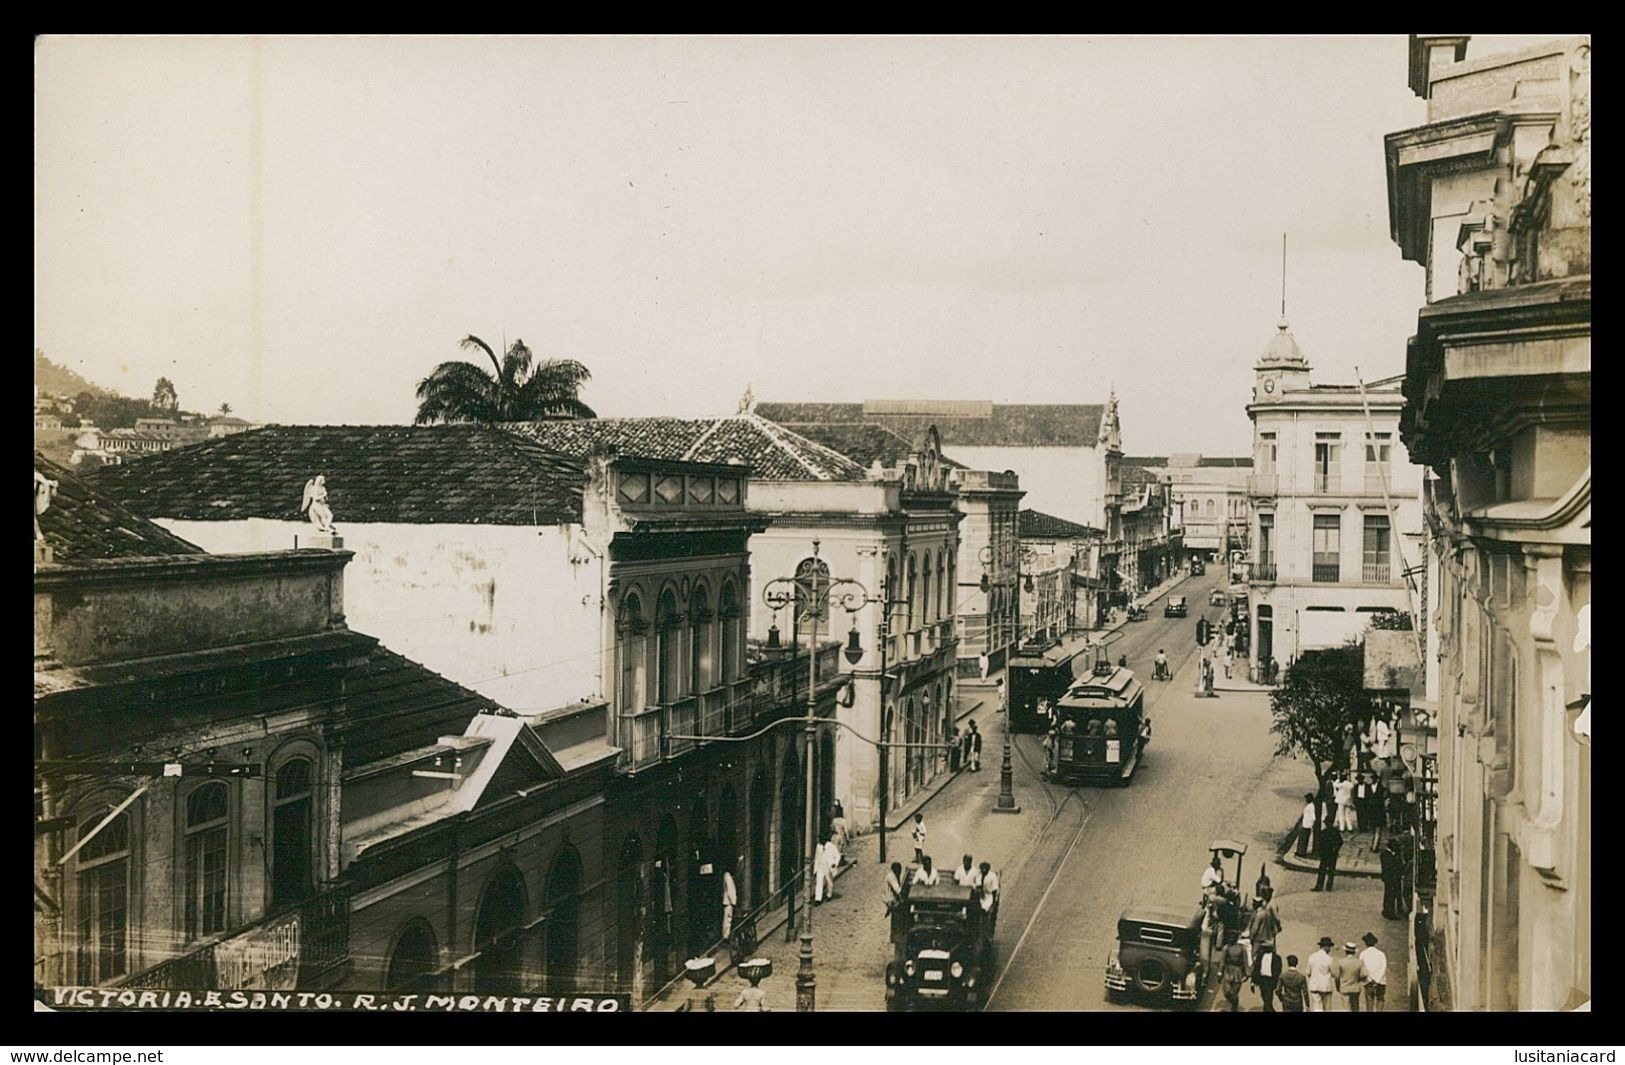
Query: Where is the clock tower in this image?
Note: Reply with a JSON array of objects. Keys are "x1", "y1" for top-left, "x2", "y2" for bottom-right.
[{"x1": 1253, "y1": 317, "x2": 1312, "y2": 403}]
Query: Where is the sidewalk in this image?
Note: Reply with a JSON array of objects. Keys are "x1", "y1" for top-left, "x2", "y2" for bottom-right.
[
  {"x1": 645, "y1": 734, "x2": 1054, "y2": 1011},
  {"x1": 1248, "y1": 736, "x2": 1410, "y2": 1011},
  {"x1": 1278, "y1": 824, "x2": 1385, "y2": 878}
]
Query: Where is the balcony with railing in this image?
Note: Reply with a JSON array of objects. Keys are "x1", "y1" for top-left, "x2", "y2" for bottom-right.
[
  {"x1": 1364, "y1": 471, "x2": 1390, "y2": 496},
  {"x1": 1313, "y1": 471, "x2": 1341, "y2": 495},
  {"x1": 619, "y1": 643, "x2": 846, "y2": 774},
  {"x1": 1363, "y1": 561, "x2": 1393, "y2": 584},
  {"x1": 122, "y1": 885, "x2": 351, "y2": 991},
  {"x1": 1247, "y1": 473, "x2": 1278, "y2": 497},
  {"x1": 1252, "y1": 561, "x2": 1278, "y2": 583},
  {"x1": 1312, "y1": 561, "x2": 1342, "y2": 583}
]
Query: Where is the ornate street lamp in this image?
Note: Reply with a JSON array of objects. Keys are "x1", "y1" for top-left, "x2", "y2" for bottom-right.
[{"x1": 761, "y1": 540, "x2": 871, "y2": 1013}]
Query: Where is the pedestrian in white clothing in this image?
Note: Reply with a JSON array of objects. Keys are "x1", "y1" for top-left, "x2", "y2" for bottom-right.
[
  {"x1": 953, "y1": 854, "x2": 981, "y2": 888},
  {"x1": 1359, "y1": 932, "x2": 1388, "y2": 1011},
  {"x1": 911, "y1": 813, "x2": 926, "y2": 865},
  {"x1": 912, "y1": 856, "x2": 940, "y2": 886},
  {"x1": 721, "y1": 865, "x2": 738, "y2": 939},
  {"x1": 813, "y1": 833, "x2": 836, "y2": 903},
  {"x1": 1334, "y1": 772, "x2": 1357, "y2": 833},
  {"x1": 1306, "y1": 937, "x2": 1336, "y2": 1013}
]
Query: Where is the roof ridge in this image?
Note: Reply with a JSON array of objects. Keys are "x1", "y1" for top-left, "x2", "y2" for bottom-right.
[
  {"x1": 682, "y1": 415, "x2": 730, "y2": 462},
  {"x1": 743, "y1": 413, "x2": 832, "y2": 479},
  {"x1": 753, "y1": 414, "x2": 873, "y2": 479}
]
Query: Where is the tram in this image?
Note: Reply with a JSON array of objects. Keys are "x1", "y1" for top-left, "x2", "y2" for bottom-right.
[
  {"x1": 1047, "y1": 648, "x2": 1151, "y2": 786},
  {"x1": 1008, "y1": 632, "x2": 1100, "y2": 734}
]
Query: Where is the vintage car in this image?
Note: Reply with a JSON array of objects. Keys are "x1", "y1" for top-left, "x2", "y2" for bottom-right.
[
  {"x1": 1209, "y1": 588, "x2": 1227, "y2": 607},
  {"x1": 886, "y1": 874, "x2": 998, "y2": 1011},
  {"x1": 1105, "y1": 905, "x2": 1209, "y2": 1007},
  {"x1": 1164, "y1": 595, "x2": 1188, "y2": 618},
  {"x1": 1189, "y1": 558, "x2": 1206, "y2": 576},
  {"x1": 1126, "y1": 603, "x2": 1148, "y2": 622}
]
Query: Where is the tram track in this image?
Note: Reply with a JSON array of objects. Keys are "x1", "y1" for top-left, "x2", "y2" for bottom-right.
[{"x1": 982, "y1": 574, "x2": 1230, "y2": 1010}]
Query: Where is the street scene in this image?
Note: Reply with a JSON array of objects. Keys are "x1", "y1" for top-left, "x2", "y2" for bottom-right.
[{"x1": 33, "y1": 35, "x2": 1589, "y2": 1023}]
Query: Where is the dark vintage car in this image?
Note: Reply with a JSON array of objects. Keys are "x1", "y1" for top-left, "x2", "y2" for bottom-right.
[
  {"x1": 886, "y1": 875, "x2": 998, "y2": 1011},
  {"x1": 1164, "y1": 595, "x2": 1188, "y2": 618},
  {"x1": 1209, "y1": 588, "x2": 1227, "y2": 607},
  {"x1": 1105, "y1": 905, "x2": 1210, "y2": 1007},
  {"x1": 1189, "y1": 559, "x2": 1206, "y2": 576}
]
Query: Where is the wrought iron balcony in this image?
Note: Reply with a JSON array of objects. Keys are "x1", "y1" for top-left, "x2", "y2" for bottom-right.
[
  {"x1": 1252, "y1": 562, "x2": 1277, "y2": 582},
  {"x1": 1313, "y1": 472, "x2": 1341, "y2": 495},
  {"x1": 1247, "y1": 473, "x2": 1278, "y2": 497},
  {"x1": 121, "y1": 885, "x2": 351, "y2": 991},
  {"x1": 1312, "y1": 562, "x2": 1342, "y2": 583}
]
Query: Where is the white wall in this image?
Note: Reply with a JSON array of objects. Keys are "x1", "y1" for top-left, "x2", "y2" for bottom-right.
[
  {"x1": 159, "y1": 518, "x2": 603, "y2": 713},
  {"x1": 945, "y1": 445, "x2": 1102, "y2": 527}
]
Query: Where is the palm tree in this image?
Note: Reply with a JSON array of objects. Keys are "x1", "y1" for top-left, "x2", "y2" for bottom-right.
[
  {"x1": 413, "y1": 335, "x2": 596, "y2": 425},
  {"x1": 217, "y1": 402, "x2": 234, "y2": 417}
]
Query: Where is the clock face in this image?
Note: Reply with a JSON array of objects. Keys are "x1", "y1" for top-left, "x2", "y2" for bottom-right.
[{"x1": 1263, "y1": 377, "x2": 1276, "y2": 393}]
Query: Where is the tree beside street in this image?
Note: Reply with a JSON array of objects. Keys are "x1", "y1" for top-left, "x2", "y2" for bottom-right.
[
  {"x1": 414, "y1": 335, "x2": 596, "y2": 425},
  {"x1": 1267, "y1": 641, "x2": 1372, "y2": 796}
]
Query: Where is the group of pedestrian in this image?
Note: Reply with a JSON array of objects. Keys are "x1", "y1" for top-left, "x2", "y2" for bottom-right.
[
  {"x1": 1296, "y1": 932, "x2": 1389, "y2": 1012},
  {"x1": 813, "y1": 802, "x2": 850, "y2": 904}
]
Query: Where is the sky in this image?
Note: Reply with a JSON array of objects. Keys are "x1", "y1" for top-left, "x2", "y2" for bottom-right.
[{"x1": 34, "y1": 34, "x2": 1561, "y2": 456}]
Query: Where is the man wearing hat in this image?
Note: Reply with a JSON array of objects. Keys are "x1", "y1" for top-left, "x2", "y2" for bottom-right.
[
  {"x1": 1334, "y1": 941, "x2": 1363, "y2": 1011},
  {"x1": 1306, "y1": 936, "x2": 1336, "y2": 1012},
  {"x1": 1359, "y1": 932, "x2": 1388, "y2": 1011}
]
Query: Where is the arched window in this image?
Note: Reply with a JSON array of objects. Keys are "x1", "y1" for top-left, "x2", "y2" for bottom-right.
[
  {"x1": 690, "y1": 586, "x2": 714, "y2": 693},
  {"x1": 886, "y1": 556, "x2": 900, "y2": 635},
  {"x1": 472, "y1": 865, "x2": 527, "y2": 995},
  {"x1": 656, "y1": 589, "x2": 682, "y2": 704},
  {"x1": 719, "y1": 582, "x2": 741, "y2": 684},
  {"x1": 617, "y1": 592, "x2": 648, "y2": 711},
  {"x1": 385, "y1": 919, "x2": 438, "y2": 993},
  {"x1": 544, "y1": 846, "x2": 583, "y2": 983},
  {"x1": 74, "y1": 807, "x2": 130, "y2": 984},
  {"x1": 936, "y1": 553, "x2": 946, "y2": 621},
  {"x1": 1187, "y1": 499, "x2": 1198, "y2": 519},
  {"x1": 921, "y1": 552, "x2": 933, "y2": 624},
  {"x1": 1205, "y1": 499, "x2": 1216, "y2": 517},
  {"x1": 184, "y1": 783, "x2": 230, "y2": 940},
  {"x1": 907, "y1": 554, "x2": 918, "y2": 630},
  {"x1": 271, "y1": 757, "x2": 315, "y2": 909}
]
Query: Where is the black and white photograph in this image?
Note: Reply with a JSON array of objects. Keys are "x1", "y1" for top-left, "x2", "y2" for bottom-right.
[{"x1": 33, "y1": 33, "x2": 1589, "y2": 1034}]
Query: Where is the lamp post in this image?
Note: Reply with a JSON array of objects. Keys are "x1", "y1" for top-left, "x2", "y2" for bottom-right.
[{"x1": 761, "y1": 540, "x2": 871, "y2": 1013}]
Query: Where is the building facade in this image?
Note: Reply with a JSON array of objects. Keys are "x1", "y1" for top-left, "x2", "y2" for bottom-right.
[
  {"x1": 1118, "y1": 464, "x2": 1177, "y2": 598},
  {"x1": 758, "y1": 397, "x2": 1123, "y2": 584},
  {"x1": 1132, "y1": 454, "x2": 1253, "y2": 567},
  {"x1": 87, "y1": 423, "x2": 856, "y2": 1006},
  {"x1": 1244, "y1": 320, "x2": 1425, "y2": 680},
  {"x1": 1386, "y1": 33, "x2": 1591, "y2": 1012},
  {"x1": 1017, "y1": 509, "x2": 1103, "y2": 639},
  {"x1": 949, "y1": 468, "x2": 1024, "y2": 679}
]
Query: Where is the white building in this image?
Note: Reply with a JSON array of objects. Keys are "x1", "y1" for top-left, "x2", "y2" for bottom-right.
[{"x1": 1245, "y1": 318, "x2": 1425, "y2": 677}]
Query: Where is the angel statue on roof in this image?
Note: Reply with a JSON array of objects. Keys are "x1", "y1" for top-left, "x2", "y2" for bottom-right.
[
  {"x1": 301, "y1": 475, "x2": 336, "y2": 534},
  {"x1": 34, "y1": 469, "x2": 59, "y2": 541}
]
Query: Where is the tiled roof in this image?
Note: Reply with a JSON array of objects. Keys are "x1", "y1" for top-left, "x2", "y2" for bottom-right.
[
  {"x1": 341, "y1": 646, "x2": 495, "y2": 767},
  {"x1": 1019, "y1": 508, "x2": 1100, "y2": 540},
  {"x1": 775, "y1": 422, "x2": 967, "y2": 471},
  {"x1": 501, "y1": 415, "x2": 868, "y2": 481},
  {"x1": 35, "y1": 452, "x2": 205, "y2": 562},
  {"x1": 758, "y1": 401, "x2": 1105, "y2": 448},
  {"x1": 1120, "y1": 464, "x2": 1162, "y2": 485},
  {"x1": 90, "y1": 425, "x2": 586, "y2": 526}
]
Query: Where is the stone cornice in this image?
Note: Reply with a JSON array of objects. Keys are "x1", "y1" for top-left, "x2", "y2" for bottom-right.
[{"x1": 32, "y1": 548, "x2": 351, "y2": 591}]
